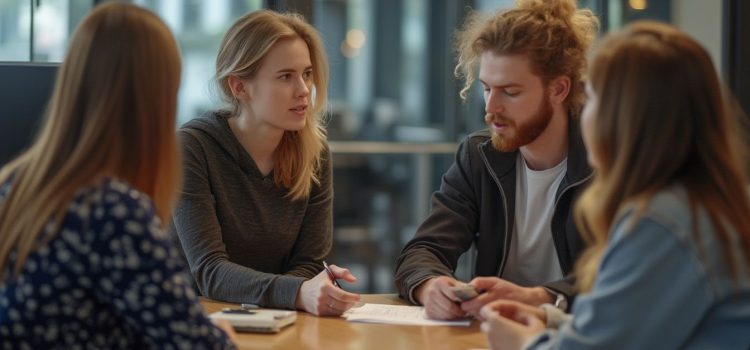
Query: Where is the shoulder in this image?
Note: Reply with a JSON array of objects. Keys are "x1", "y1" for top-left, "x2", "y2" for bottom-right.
[
  {"x1": 457, "y1": 129, "x2": 516, "y2": 176},
  {"x1": 312, "y1": 141, "x2": 333, "y2": 188},
  {"x1": 178, "y1": 111, "x2": 230, "y2": 143},
  {"x1": 645, "y1": 187, "x2": 692, "y2": 219},
  {"x1": 465, "y1": 129, "x2": 491, "y2": 149},
  {"x1": 51, "y1": 178, "x2": 163, "y2": 263},
  {"x1": 451, "y1": 129, "x2": 491, "y2": 161},
  {"x1": 100, "y1": 177, "x2": 155, "y2": 212},
  {"x1": 610, "y1": 185, "x2": 739, "y2": 279},
  {"x1": 603, "y1": 186, "x2": 750, "y2": 298},
  {"x1": 68, "y1": 178, "x2": 154, "y2": 217},
  {"x1": 629, "y1": 186, "x2": 694, "y2": 241},
  {"x1": 319, "y1": 141, "x2": 332, "y2": 167},
  {"x1": 179, "y1": 116, "x2": 212, "y2": 143},
  {"x1": 611, "y1": 187, "x2": 692, "y2": 244},
  {"x1": 84, "y1": 178, "x2": 161, "y2": 238},
  {"x1": 177, "y1": 112, "x2": 231, "y2": 162},
  {"x1": 636, "y1": 185, "x2": 750, "y2": 287}
]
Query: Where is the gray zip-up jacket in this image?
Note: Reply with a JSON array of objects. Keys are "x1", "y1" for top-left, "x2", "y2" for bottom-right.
[{"x1": 394, "y1": 120, "x2": 592, "y2": 306}]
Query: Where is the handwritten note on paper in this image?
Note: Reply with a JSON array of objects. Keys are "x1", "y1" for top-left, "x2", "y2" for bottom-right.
[{"x1": 344, "y1": 304, "x2": 471, "y2": 326}]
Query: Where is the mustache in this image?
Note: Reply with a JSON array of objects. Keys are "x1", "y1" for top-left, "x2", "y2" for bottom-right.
[{"x1": 484, "y1": 113, "x2": 513, "y2": 126}]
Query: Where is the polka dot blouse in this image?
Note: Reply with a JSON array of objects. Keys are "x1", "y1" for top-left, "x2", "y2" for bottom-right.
[{"x1": 0, "y1": 177, "x2": 234, "y2": 349}]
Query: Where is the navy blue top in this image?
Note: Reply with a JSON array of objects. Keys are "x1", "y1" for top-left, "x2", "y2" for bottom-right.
[{"x1": 0, "y1": 177, "x2": 234, "y2": 349}]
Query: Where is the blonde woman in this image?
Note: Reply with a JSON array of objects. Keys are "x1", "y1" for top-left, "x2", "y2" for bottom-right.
[
  {"x1": 0, "y1": 3, "x2": 235, "y2": 349},
  {"x1": 172, "y1": 10, "x2": 360, "y2": 315},
  {"x1": 479, "y1": 22, "x2": 750, "y2": 349}
]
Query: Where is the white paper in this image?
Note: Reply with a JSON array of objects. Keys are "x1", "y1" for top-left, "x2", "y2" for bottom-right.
[{"x1": 344, "y1": 303, "x2": 471, "y2": 326}]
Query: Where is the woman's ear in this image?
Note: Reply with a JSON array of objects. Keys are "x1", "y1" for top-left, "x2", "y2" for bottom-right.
[
  {"x1": 548, "y1": 75, "x2": 571, "y2": 105},
  {"x1": 227, "y1": 75, "x2": 250, "y2": 100}
]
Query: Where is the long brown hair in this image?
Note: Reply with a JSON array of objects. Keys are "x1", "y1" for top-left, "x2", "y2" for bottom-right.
[
  {"x1": 0, "y1": 3, "x2": 182, "y2": 279},
  {"x1": 215, "y1": 10, "x2": 328, "y2": 201},
  {"x1": 454, "y1": 0, "x2": 599, "y2": 116},
  {"x1": 575, "y1": 21, "x2": 750, "y2": 291}
]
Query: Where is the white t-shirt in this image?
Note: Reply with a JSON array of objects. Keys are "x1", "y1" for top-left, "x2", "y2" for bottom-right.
[{"x1": 501, "y1": 154, "x2": 566, "y2": 286}]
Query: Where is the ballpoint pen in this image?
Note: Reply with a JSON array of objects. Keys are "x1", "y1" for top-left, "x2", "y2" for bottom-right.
[{"x1": 322, "y1": 260, "x2": 342, "y2": 288}]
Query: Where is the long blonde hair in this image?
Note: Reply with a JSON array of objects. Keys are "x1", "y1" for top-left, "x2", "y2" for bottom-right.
[
  {"x1": 215, "y1": 10, "x2": 328, "y2": 201},
  {"x1": 575, "y1": 21, "x2": 750, "y2": 291},
  {"x1": 454, "y1": 0, "x2": 599, "y2": 117},
  {"x1": 0, "y1": 3, "x2": 182, "y2": 279}
]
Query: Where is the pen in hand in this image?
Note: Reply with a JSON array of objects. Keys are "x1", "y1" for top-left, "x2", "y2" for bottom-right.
[{"x1": 322, "y1": 260, "x2": 342, "y2": 288}]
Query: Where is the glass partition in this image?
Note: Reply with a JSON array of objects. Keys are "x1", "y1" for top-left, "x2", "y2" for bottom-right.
[{"x1": 0, "y1": 0, "x2": 729, "y2": 294}]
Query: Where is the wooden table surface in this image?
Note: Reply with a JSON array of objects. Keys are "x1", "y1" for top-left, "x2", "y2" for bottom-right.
[{"x1": 201, "y1": 294, "x2": 488, "y2": 350}]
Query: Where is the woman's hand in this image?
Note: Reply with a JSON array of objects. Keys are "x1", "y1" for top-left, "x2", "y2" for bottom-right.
[
  {"x1": 295, "y1": 264, "x2": 361, "y2": 316},
  {"x1": 479, "y1": 300, "x2": 546, "y2": 350}
]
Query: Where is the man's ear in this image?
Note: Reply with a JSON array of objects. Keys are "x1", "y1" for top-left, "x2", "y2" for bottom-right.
[
  {"x1": 227, "y1": 75, "x2": 250, "y2": 100},
  {"x1": 548, "y1": 75, "x2": 571, "y2": 105}
]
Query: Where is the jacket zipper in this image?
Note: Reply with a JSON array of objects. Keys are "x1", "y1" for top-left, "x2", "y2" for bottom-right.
[
  {"x1": 477, "y1": 147, "x2": 512, "y2": 277},
  {"x1": 553, "y1": 174, "x2": 593, "y2": 212},
  {"x1": 480, "y1": 146, "x2": 594, "y2": 277},
  {"x1": 550, "y1": 172, "x2": 593, "y2": 271}
]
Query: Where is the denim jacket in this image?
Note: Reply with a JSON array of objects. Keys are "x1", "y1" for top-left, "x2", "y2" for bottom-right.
[{"x1": 527, "y1": 185, "x2": 750, "y2": 349}]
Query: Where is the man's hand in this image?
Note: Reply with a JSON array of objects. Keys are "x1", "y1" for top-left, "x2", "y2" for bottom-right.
[
  {"x1": 460, "y1": 277, "x2": 553, "y2": 318},
  {"x1": 414, "y1": 276, "x2": 466, "y2": 320}
]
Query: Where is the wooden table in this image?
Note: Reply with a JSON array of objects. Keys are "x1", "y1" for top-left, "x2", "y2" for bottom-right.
[{"x1": 201, "y1": 294, "x2": 488, "y2": 350}]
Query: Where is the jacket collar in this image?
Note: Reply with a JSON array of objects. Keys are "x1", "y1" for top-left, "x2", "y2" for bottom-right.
[{"x1": 478, "y1": 117, "x2": 592, "y2": 186}]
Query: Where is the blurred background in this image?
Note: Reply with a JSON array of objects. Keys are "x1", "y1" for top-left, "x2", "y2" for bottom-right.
[{"x1": 1, "y1": 0, "x2": 747, "y2": 293}]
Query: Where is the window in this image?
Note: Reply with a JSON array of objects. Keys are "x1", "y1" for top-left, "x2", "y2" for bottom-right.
[
  {"x1": 0, "y1": 0, "x2": 730, "y2": 293},
  {"x1": 0, "y1": 0, "x2": 92, "y2": 62},
  {"x1": 133, "y1": 0, "x2": 263, "y2": 124}
]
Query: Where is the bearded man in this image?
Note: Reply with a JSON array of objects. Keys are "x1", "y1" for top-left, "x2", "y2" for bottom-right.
[{"x1": 394, "y1": 0, "x2": 599, "y2": 320}]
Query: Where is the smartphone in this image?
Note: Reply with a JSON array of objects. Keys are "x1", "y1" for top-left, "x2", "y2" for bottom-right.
[
  {"x1": 222, "y1": 308, "x2": 257, "y2": 315},
  {"x1": 451, "y1": 284, "x2": 481, "y2": 301}
]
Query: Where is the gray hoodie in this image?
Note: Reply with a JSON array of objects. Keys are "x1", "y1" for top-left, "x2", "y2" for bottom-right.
[{"x1": 171, "y1": 111, "x2": 332, "y2": 309}]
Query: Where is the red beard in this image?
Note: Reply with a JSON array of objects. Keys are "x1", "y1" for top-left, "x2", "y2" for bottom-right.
[{"x1": 485, "y1": 97, "x2": 553, "y2": 152}]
